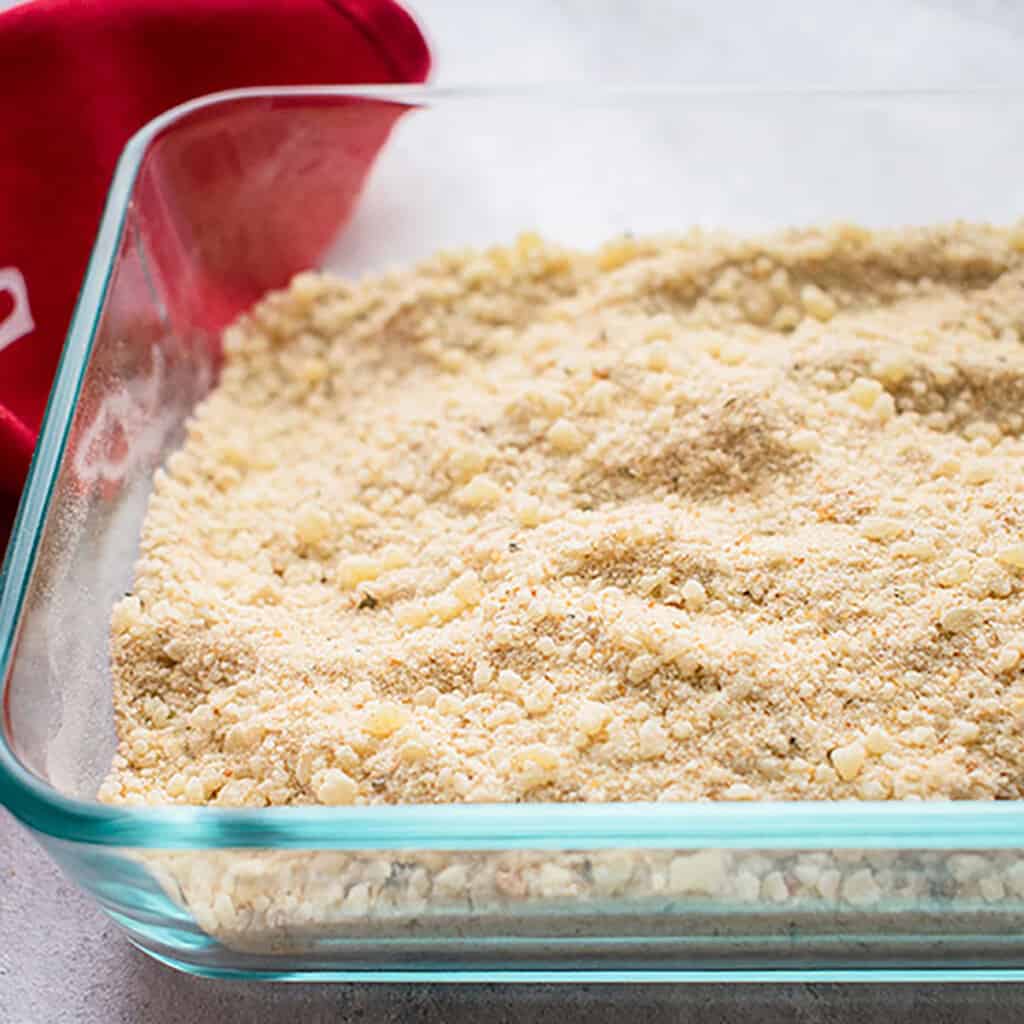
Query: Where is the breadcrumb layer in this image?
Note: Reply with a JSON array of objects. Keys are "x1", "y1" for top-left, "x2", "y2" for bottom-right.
[{"x1": 100, "y1": 223, "x2": 1024, "y2": 808}]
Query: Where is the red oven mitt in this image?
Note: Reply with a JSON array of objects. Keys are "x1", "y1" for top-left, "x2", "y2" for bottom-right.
[{"x1": 0, "y1": 0, "x2": 430, "y2": 552}]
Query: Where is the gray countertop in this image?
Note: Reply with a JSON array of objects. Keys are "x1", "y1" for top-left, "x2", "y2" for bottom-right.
[{"x1": 4, "y1": 1, "x2": 1024, "y2": 1020}]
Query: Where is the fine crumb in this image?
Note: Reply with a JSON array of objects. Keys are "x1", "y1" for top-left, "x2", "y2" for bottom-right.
[{"x1": 101, "y1": 223, "x2": 1024, "y2": 809}]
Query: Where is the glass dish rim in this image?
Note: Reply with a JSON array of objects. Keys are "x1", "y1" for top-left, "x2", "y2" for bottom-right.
[{"x1": 3, "y1": 83, "x2": 1024, "y2": 851}]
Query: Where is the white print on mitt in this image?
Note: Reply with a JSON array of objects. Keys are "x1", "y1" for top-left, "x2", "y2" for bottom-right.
[{"x1": 0, "y1": 266, "x2": 34, "y2": 351}]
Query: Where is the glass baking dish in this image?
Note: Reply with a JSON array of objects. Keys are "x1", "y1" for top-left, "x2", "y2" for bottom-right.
[{"x1": 3, "y1": 86, "x2": 1024, "y2": 982}]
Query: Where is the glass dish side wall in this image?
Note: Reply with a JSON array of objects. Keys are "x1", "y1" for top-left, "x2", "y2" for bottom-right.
[
  {"x1": 33, "y1": 835, "x2": 1024, "y2": 979},
  {"x1": 2, "y1": 89, "x2": 1024, "y2": 980},
  {"x1": 4, "y1": 93, "x2": 409, "y2": 800},
  {"x1": 9, "y1": 89, "x2": 1024, "y2": 804}
]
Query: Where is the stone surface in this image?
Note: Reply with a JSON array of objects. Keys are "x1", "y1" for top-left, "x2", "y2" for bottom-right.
[
  {"x1": 5, "y1": 0, "x2": 1024, "y2": 1020},
  {"x1": 1, "y1": 823, "x2": 1023, "y2": 1023}
]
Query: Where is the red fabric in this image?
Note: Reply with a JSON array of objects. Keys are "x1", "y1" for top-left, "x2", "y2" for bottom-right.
[{"x1": 0, "y1": 0, "x2": 429, "y2": 552}]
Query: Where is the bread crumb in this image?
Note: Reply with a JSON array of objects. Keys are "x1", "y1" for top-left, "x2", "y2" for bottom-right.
[
  {"x1": 681, "y1": 578, "x2": 708, "y2": 612},
  {"x1": 102, "y1": 224, "x2": 1024, "y2": 808},
  {"x1": 963, "y1": 459, "x2": 997, "y2": 485},
  {"x1": 859, "y1": 517, "x2": 904, "y2": 542},
  {"x1": 546, "y1": 418, "x2": 586, "y2": 453},
  {"x1": 864, "y1": 727, "x2": 893, "y2": 756},
  {"x1": 949, "y1": 719, "x2": 981, "y2": 745},
  {"x1": 316, "y1": 769, "x2": 358, "y2": 805},
  {"x1": 830, "y1": 741, "x2": 867, "y2": 781},
  {"x1": 790, "y1": 429, "x2": 821, "y2": 453},
  {"x1": 577, "y1": 700, "x2": 611, "y2": 737},
  {"x1": 364, "y1": 702, "x2": 409, "y2": 738},
  {"x1": 761, "y1": 871, "x2": 790, "y2": 902},
  {"x1": 637, "y1": 719, "x2": 669, "y2": 759},
  {"x1": 841, "y1": 868, "x2": 882, "y2": 906},
  {"x1": 996, "y1": 544, "x2": 1024, "y2": 570},
  {"x1": 848, "y1": 377, "x2": 883, "y2": 410},
  {"x1": 800, "y1": 283, "x2": 837, "y2": 322},
  {"x1": 456, "y1": 474, "x2": 503, "y2": 509},
  {"x1": 940, "y1": 606, "x2": 983, "y2": 634},
  {"x1": 995, "y1": 646, "x2": 1021, "y2": 674},
  {"x1": 667, "y1": 851, "x2": 728, "y2": 895}
]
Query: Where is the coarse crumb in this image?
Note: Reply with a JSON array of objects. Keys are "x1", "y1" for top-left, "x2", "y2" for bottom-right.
[
  {"x1": 100, "y1": 223, "x2": 1024, "y2": 809},
  {"x1": 145, "y1": 843, "x2": 1024, "y2": 955}
]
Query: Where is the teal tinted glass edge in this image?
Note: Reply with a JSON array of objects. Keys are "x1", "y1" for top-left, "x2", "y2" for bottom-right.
[
  {"x1": 0, "y1": 110, "x2": 148, "y2": 829},
  {"x1": 3, "y1": 87, "x2": 1024, "y2": 852},
  {"x1": 140, "y1": 955, "x2": 1024, "y2": 984}
]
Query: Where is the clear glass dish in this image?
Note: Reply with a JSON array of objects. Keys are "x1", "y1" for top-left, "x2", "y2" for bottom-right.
[{"x1": 3, "y1": 86, "x2": 1024, "y2": 982}]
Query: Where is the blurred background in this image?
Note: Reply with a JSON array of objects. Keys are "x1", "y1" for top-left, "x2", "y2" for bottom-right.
[{"x1": 412, "y1": 0, "x2": 1024, "y2": 87}]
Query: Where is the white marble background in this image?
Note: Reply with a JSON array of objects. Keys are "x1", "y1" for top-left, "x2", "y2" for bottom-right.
[{"x1": 2, "y1": 1, "x2": 1024, "y2": 1021}]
